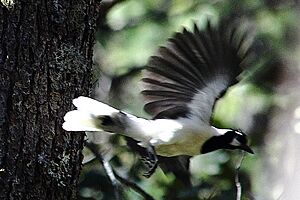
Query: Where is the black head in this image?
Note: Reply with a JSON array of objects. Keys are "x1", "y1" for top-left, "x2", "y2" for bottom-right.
[{"x1": 201, "y1": 129, "x2": 254, "y2": 154}]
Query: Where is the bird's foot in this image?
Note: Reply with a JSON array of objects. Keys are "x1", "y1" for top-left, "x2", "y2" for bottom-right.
[{"x1": 141, "y1": 145, "x2": 158, "y2": 178}]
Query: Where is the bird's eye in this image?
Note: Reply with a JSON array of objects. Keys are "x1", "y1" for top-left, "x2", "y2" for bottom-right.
[{"x1": 236, "y1": 134, "x2": 247, "y2": 144}]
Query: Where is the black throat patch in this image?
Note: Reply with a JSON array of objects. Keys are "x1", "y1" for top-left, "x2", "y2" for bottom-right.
[{"x1": 201, "y1": 134, "x2": 233, "y2": 154}]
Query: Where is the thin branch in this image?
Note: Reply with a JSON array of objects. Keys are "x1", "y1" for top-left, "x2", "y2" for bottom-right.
[
  {"x1": 235, "y1": 151, "x2": 245, "y2": 200},
  {"x1": 85, "y1": 142, "x2": 155, "y2": 200},
  {"x1": 103, "y1": 158, "x2": 121, "y2": 194},
  {"x1": 85, "y1": 142, "x2": 123, "y2": 200}
]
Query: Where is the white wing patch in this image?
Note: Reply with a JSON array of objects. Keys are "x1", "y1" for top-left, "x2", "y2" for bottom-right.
[{"x1": 188, "y1": 78, "x2": 229, "y2": 123}]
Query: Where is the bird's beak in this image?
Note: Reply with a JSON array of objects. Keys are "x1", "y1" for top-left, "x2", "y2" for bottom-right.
[{"x1": 240, "y1": 144, "x2": 254, "y2": 154}]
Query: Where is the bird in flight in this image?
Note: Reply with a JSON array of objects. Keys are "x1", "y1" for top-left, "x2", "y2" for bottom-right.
[{"x1": 63, "y1": 20, "x2": 254, "y2": 177}]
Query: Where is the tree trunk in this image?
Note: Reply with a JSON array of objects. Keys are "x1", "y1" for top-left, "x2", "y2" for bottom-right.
[{"x1": 0, "y1": 1, "x2": 99, "y2": 199}]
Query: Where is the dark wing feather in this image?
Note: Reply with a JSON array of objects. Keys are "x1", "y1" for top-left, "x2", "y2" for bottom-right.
[{"x1": 142, "y1": 20, "x2": 252, "y2": 121}]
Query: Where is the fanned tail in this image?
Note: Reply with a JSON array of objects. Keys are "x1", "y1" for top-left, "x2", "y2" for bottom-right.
[{"x1": 62, "y1": 96, "x2": 119, "y2": 132}]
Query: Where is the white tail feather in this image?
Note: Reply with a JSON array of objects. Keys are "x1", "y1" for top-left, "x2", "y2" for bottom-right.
[
  {"x1": 63, "y1": 96, "x2": 119, "y2": 132},
  {"x1": 62, "y1": 96, "x2": 157, "y2": 143},
  {"x1": 63, "y1": 110, "x2": 100, "y2": 131},
  {"x1": 73, "y1": 96, "x2": 118, "y2": 115}
]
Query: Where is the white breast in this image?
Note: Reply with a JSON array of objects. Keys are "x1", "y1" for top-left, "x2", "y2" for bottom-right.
[{"x1": 149, "y1": 118, "x2": 215, "y2": 157}]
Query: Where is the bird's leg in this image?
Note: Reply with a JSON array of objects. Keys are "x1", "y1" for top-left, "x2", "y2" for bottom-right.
[{"x1": 141, "y1": 145, "x2": 158, "y2": 178}]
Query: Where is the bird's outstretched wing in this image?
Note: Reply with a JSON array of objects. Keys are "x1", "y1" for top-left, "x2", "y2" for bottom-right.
[{"x1": 142, "y1": 20, "x2": 252, "y2": 122}]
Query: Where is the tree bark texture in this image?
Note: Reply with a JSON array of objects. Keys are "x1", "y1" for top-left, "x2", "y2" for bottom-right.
[{"x1": 0, "y1": 1, "x2": 100, "y2": 199}]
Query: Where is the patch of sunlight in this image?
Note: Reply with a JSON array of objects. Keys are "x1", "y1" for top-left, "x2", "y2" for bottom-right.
[
  {"x1": 169, "y1": 4, "x2": 219, "y2": 32},
  {"x1": 294, "y1": 122, "x2": 300, "y2": 134},
  {"x1": 80, "y1": 187, "x2": 104, "y2": 199},
  {"x1": 256, "y1": 10, "x2": 285, "y2": 40},
  {"x1": 107, "y1": 0, "x2": 146, "y2": 30},
  {"x1": 294, "y1": 106, "x2": 300, "y2": 119},
  {"x1": 169, "y1": 0, "x2": 195, "y2": 16},
  {"x1": 190, "y1": 151, "x2": 229, "y2": 178},
  {"x1": 213, "y1": 83, "x2": 272, "y2": 127},
  {"x1": 140, "y1": 168, "x2": 175, "y2": 200},
  {"x1": 105, "y1": 22, "x2": 168, "y2": 75}
]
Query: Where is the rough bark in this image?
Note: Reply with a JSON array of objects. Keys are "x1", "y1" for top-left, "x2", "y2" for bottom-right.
[{"x1": 0, "y1": 1, "x2": 100, "y2": 199}]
